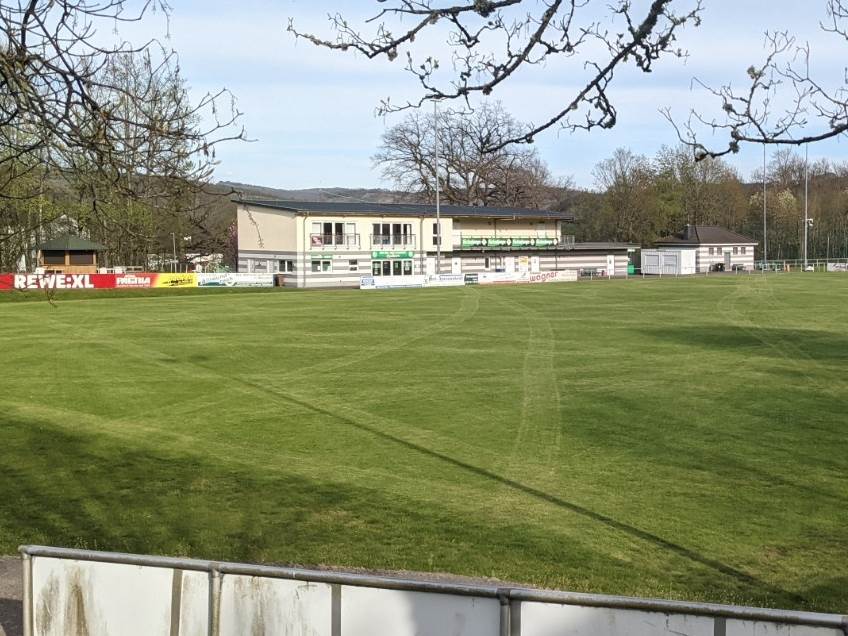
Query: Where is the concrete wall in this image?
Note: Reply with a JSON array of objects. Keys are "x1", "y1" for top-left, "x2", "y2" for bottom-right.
[{"x1": 22, "y1": 548, "x2": 848, "y2": 636}]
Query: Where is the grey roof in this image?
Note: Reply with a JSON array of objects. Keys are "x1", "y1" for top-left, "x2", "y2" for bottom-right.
[
  {"x1": 238, "y1": 199, "x2": 575, "y2": 221},
  {"x1": 572, "y1": 242, "x2": 636, "y2": 251},
  {"x1": 655, "y1": 225, "x2": 757, "y2": 246},
  {"x1": 37, "y1": 234, "x2": 105, "y2": 251}
]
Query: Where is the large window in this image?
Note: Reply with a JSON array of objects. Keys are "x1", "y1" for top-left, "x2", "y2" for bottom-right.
[
  {"x1": 741, "y1": 246, "x2": 747, "y2": 255},
  {"x1": 733, "y1": 246, "x2": 739, "y2": 255},
  {"x1": 373, "y1": 223, "x2": 412, "y2": 246},
  {"x1": 311, "y1": 260, "x2": 331, "y2": 272},
  {"x1": 278, "y1": 260, "x2": 295, "y2": 272},
  {"x1": 42, "y1": 250, "x2": 65, "y2": 265},
  {"x1": 432, "y1": 222, "x2": 442, "y2": 246},
  {"x1": 372, "y1": 259, "x2": 413, "y2": 276},
  {"x1": 311, "y1": 221, "x2": 347, "y2": 246}
]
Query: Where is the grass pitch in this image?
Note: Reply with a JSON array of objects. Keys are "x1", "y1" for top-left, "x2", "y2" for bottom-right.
[{"x1": 0, "y1": 275, "x2": 846, "y2": 612}]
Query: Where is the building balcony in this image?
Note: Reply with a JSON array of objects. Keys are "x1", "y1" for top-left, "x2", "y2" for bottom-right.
[
  {"x1": 453, "y1": 235, "x2": 576, "y2": 250},
  {"x1": 370, "y1": 234, "x2": 416, "y2": 249},
  {"x1": 309, "y1": 233, "x2": 360, "y2": 249}
]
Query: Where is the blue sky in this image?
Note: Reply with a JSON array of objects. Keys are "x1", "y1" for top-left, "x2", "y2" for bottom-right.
[{"x1": 120, "y1": 1, "x2": 848, "y2": 190}]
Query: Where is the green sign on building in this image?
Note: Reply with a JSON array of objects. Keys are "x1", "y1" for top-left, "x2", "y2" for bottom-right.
[
  {"x1": 371, "y1": 251, "x2": 414, "y2": 259},
  {"x1": 460, "y1": 237, "x2": 558, "y2": 248}
]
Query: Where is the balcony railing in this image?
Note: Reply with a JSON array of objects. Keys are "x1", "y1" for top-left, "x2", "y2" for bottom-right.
[
  {"x1": 310, "y1": 233, "x2": 360, "y2": 249},
  {"x1": 454, "y1": 235, "x2": 576, "y2": 250},
  {"x1": 370, "y1": 234, "x2": 416, "y2": 248}
]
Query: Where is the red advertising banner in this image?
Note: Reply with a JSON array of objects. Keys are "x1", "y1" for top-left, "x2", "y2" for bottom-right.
[
  {"x1": 0, "y1": 273, "x2": 198, "y2": 291},
  {"x1": 0, "y1": 273, "x2": 116, "y2": 291}
]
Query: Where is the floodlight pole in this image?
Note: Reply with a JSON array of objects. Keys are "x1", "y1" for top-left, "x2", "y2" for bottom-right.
[
  {"x1": 171, "y1": 232, "x2": 177, "y2": 273},
  {"x1": 804, "y1": 144, "x2": 809, "y2": 269},
  {"x1": 433, "y1": 101, "x2": 442, "y2": 274},
  {"x1": 762, "y1": 145, "x2": 768, "y2": 269}
]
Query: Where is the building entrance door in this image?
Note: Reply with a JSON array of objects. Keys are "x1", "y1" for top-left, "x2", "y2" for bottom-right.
[
  {"x1": 606, "y1": 254, "x2": 616, "y2": 277},
  {"x1": 724, "y1": 251, "x2": 731, "y2": 269},
  {"x1": 451, "y1": 257, "x2": 462, "y2": 275}
]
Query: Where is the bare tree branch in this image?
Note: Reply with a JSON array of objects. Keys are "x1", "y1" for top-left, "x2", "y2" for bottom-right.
[{"x1": 289, "y1": 0, "x2": 702, "y2": 152}]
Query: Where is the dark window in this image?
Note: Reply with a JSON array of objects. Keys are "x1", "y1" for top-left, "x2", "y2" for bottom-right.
[
  {"x1": 392, "y1": 260, "x2": 402, "y2": 276},
  {"x1": 311, "y1": 260, "x2": 321, "y2": 273},
  {"x1": 382, "y1": 261, "x2": 391, "y2": 276},
  {"x1": 432, "y1": 223, "x2": 441, "y2": 245},
  {"x1": 69, "y1": 252, "x2": 94, "y2": 265},
  {"x1": 733, "y1": 246, "x2": 739, "y2": 255},
  {"x1": 42, "y1": 250, "x2": 65, "y2": 265},
  {"x1": 279, "y1": 260, "x2": 294, "y2": 272},
  {"x1": 741, "y1": 246, "x2": 747, "y2": 255},
  {"x1": 402, "y1": 260, "x2": 413, "y2": 276},
  {"x1": 349, "y1": 259, "x2": 358, "y2": 272},
  {"x1": 484, "y1": 257, "x2": 491, "y2": 270},
  {"x1": 372, "y1": 261, "x2": 382, "y2": 276}
]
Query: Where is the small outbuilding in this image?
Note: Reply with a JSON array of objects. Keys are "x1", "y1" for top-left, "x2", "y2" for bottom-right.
[
  {"x1": 654, "y1": 225, "x2": 757, "y2": 273},
  {"x1": 37, "y1": 235, "x2": 106, "y2": 274}
]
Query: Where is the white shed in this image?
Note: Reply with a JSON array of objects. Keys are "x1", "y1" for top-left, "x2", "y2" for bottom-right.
[{"x1": 641, "y1": 249, "x2": 696, "y2": 275}]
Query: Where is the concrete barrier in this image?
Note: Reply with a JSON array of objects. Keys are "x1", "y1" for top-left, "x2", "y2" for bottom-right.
[{"x1": 19, "y1": 546, "x2": 848, "y2": 636}]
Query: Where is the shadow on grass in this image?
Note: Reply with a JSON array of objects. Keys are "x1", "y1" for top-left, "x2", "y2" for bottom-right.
[
  {"x1": 223, "y1": 378, "x2": 817, "y2": 609},
  {"x1": 640, "y1": 326, "x2": 848, "y2": 363},
  {"x1": 0, "y1": 413, "x2": 632, "y2": 591}
]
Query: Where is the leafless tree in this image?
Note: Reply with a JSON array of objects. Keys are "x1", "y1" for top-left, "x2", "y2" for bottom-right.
[
  {"x1": 668, "y1": 0, "x2": 848, "y2": 159},
  {"x1": 289, "y1": 1, "x2": 703, "y2": 152},
  {"x1": 374, "y1": 101, "x2": 564, "y2": 207},
  {"x1": 0, "y1": 1, "x2": 243, "y2": 199}
]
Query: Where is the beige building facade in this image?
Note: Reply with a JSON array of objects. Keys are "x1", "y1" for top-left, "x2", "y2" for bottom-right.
[{"x1": 237, "y1": 200, "x2": 633, "y2": 288}]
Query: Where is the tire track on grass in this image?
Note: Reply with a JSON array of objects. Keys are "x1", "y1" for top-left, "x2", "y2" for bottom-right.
[{"x1": 24, "y1": 286, "x2": 798, "y2": 600}]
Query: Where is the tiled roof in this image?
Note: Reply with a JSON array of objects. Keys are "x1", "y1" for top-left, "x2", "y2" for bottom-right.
[
  {"x1": 237, "y1": 199, "x2": 575, "y2": 221},
  {"x1": 37, "y1": 235, "x2": 106, "y2": 251},
  {"x1": 655, "y1": 225, "x2": 757, "y2": 245}
]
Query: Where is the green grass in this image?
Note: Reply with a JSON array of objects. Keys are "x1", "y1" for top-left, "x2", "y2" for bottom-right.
[{"x1": 1, "y1": 274, "x2": 846, "y2": 612}]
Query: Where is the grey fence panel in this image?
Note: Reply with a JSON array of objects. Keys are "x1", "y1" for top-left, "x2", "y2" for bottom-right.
[{"x1": 19, "y1": 546, "x2": 848, "y2": 636}]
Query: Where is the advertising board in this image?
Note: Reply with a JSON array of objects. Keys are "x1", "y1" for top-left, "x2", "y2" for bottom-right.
[
  {"x1": 425, "y1": 274, "x2": 466, "y2": 287},
  {"x1": 0, "y1": 272, "x2": 198, "y2": 291},
  {"x1": 197, "y1": 273, "x2": 274, "y2": 287},
  {"x1": 360, "y1": 275, "x2": 427, "y2": 290}
]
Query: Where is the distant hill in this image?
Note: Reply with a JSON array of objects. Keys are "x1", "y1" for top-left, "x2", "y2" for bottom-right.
[{"x1": 218, "y1": 182, "x2": 420, "y2": 204}]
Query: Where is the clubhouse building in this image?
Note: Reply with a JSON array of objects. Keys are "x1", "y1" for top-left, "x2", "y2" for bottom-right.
[{"x1": 236, "y1": 200, "x2": 634, "y2": 288}]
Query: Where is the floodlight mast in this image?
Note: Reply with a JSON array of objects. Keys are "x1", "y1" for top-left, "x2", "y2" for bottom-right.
[
  {"x1": 762, "y1": 145, "x2": 768, "y2": 270},
  {"x1": 804, "y1": 145, "x2": 809, "y2": 270},
  {"x1": 434, "y1": 100, "x2": 441, "y2": 275}
]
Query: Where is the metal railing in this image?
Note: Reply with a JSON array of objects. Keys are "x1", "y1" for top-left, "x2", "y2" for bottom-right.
[
  {"x1": 370, "y1": 233, "x2": 416, "y2": 248},
  {"x1": 454, "y1": 234, "x2": 576, "y2": 250},
  {"x1": 309, "y1": 233, "x2": 360, "y2": 248},
  {"x1": 19, "y1": 545, "x2": 848, "y2": 636}
]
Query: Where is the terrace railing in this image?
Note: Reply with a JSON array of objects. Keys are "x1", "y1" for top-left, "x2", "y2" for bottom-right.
[
  {"x1": 370, "y1": 234, "x2": 416, "y2": 248},
  {"x1": 455, "y1": 234, "x2": 576, "y2": 250},
  {"x1": 310, "y1": 233, "x2": 360, "y2": 249}
]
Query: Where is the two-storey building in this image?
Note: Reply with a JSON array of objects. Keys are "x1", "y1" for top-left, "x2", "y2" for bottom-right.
[{"x1": 236, "y1": 200, "x2": 633, "y2": 288}]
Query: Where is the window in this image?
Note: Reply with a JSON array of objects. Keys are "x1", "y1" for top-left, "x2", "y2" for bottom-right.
[
  {"x1": 69, "y1": 252, "x2": 94, "y2": 265},
  {"x1": 708, "y1": 247, "x2": 714, "y2": 256},
  {"x1": 278, "y1": 260, "x2": 294, "y2": 273},
  {"x1": 432, "y1": 222, "x2": 441, "y2": 246},
  {"x1": 733, "y1": 246, "x2": 739, "y2": 255},
  {"x1": 484, "y1": 256, "x2": 491, "y2": 270},
  {"x1": 42, "y1": 250, "x2": 65, "y2": 265},
  {"x1": 348, "y1": 259, "x2": 358, "y2": 272},
  {"x1": 311, "y1": 260, "x2": 331, "y2": 272},
  {"x1": 741, "y1": 246, "x2": 747, "y2": 255},
  {"x1": 372, "y1": 259, "x2": 413, "y2": 276}
]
